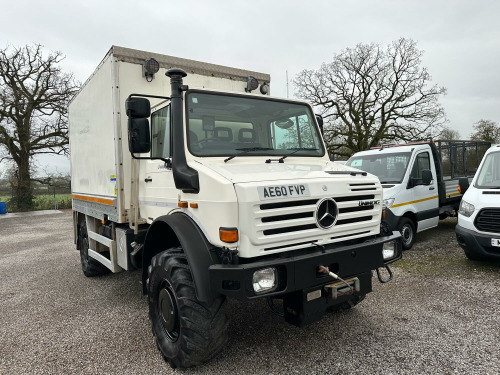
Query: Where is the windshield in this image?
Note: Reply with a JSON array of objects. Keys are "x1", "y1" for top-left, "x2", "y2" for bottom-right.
[
  {"x1": 475, "y1": 151, "x2": 500, "y2": 188},
  {"x1": 346, "y1": 152, "x2": 412, "y2": 183},
  {"x1": 186, "y1": 92, "x2": 324, "y2": 158}
]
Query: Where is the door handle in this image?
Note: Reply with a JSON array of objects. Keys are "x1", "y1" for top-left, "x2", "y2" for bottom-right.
[
  {"x1": 145, "y1": 178, "x2": 152, "y2": 183},
  {"x1": 429, "y1": 186, "x2": 435, "y2": 190}
]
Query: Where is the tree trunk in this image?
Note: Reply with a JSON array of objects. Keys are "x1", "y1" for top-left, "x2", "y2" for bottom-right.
[{"x1": 14, "y1": 155, "x2": 33, "y2": 211}]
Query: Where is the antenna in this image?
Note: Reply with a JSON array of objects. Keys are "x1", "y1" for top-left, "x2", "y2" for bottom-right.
[{"x1": 286, "y1": 70, "x2": 289, "y2": 98}]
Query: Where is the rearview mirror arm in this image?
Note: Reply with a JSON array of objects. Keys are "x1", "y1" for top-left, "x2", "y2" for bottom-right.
[{"x1": 131, "y1": 153, "x2": 172, "y2": 169}]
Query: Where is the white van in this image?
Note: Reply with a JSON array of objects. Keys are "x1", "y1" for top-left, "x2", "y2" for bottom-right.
[
  {"x1": 347, "y1": 141, "x2": 490, "y2": 249},
  {"x1": 455, "y1": 144, "x2": 500, "y2": 261}
]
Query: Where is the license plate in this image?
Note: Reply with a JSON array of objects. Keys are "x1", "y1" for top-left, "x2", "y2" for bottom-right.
[
  {"x1": 258, "y1": 184, "x2": 310, "y2": 200},
  {"x1": 491, "y1": 238, "x2": 500, "y2": 247}
]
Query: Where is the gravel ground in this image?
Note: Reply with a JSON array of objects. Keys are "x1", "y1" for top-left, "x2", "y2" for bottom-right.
[{"x1": 0, "y1": 211, "x2": 499, "y2": 375}]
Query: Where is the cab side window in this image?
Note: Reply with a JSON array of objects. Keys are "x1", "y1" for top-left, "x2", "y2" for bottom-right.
[
  {"x1": 151, "y1": 106, "x2": 171, "y2": 158},
  {"x1": 410, "y1": 152, "x2": 431, "y2": 184}
]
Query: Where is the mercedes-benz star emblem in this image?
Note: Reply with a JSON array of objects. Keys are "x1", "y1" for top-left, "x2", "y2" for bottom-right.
[{"x1": 315, "y1": 198, "x2": 338, "y2": 229}]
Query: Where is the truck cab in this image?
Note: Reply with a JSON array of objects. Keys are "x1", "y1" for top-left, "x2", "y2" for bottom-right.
[
  {"x1": 456, "y1": 144, "x2": 500, "y2": 260},
  {"x1": 346, "y1": 141, "x2": 490, "y2": 249}
]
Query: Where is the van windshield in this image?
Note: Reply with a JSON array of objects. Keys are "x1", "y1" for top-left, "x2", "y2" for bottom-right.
[
  {"x1": 186, "y1": 92, "x2": 324, "y2": 158},
  {"x1": 475, "y1": 151, "x2": 500, "y2": 189},
  {"x1": 346, "y1": 152, "x2": 412, "y2": 183}
]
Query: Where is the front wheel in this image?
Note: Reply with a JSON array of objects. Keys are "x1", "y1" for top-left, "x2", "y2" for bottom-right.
[
  {"x1": 398, "y1": 217, "x2": 416, "y2": 250},
  {"x1": 147, "y1": 247, "x2": 228, "y2": 368}
]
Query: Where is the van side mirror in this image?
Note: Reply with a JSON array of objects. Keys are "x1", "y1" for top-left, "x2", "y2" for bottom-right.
[
  {"x1": 126, "y1": 97, "x2": 151, "y2": 154},
  {"x1": 315, "y1": 114, "x2": 324, "y2": 136},
  {"x1": 458, "y1": 177, "x2": 470, "y2": 194},
  {"x1": 422, "y1": 169, "x2": 432, "y2": 185}
]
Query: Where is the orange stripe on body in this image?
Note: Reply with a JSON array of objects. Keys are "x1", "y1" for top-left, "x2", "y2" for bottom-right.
[
  {"x1": 391, "y1": 195, "x2": 439, "y2": 208},
  {"x1": 72, "y1": 194, "x2": 114, "y2": 206}
]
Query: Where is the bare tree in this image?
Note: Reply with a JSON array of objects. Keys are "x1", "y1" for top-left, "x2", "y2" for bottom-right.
[
  {"x1": 470, "y1": 119, "x2": 499, "y2": 143},
  {"x1": 294, "y1": 38, "x2": 447, "y2": 158},
  {"x1": 439, "y1": 126, "x2": 461, "y2": 140},
  {"x1": 0, "y1": 44, "x2": 79, "y2": 211}
]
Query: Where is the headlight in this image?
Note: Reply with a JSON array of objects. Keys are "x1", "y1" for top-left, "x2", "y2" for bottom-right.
[
  {"x1": 382, "y1": 241, "x2": 396, "y2": 260},
  {"x1": 458, "y1": 200, "x2": 475, "y2": 217},
  {"x1": 252, "y1": 267, "x2": 278, "y2": 294},
  {"x1": 383, "y1": 198, "x2": 395, "y2": 209}
]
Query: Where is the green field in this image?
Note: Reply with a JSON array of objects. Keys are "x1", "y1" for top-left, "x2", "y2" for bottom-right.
[{"x1": 0, "y1": 193, "x2": 72, "y2": 212}]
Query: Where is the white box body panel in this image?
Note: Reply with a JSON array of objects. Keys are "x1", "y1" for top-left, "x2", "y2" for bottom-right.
[{"x1": 69, "y1": 54, "x2": 117, "y2": 199}]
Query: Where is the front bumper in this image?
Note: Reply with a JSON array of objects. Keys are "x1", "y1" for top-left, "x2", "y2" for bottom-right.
[
  {"x1": 455, "y1": 224, "x2": 500, "y2": 260},
  {"x1": 209, "y1": 232, "x2": 402, "y2": 299},
  {"x1": 382, "y1": 208, "x2": 400, "y2": 233}
]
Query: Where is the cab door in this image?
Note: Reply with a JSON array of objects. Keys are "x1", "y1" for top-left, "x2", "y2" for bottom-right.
[
  {"x1": 407, "y1": 151, "x2": 439, "y2": 231},
  {"x1": 138, "y1": 104, "x2": 178, "y2": 221}
]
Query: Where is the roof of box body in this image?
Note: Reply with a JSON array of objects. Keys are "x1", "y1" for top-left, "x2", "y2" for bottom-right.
[{"x1": 110, "y1": 46, "x2": 270, "y2": 83}]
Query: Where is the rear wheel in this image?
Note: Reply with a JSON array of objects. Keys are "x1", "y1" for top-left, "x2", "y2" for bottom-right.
[
  {"x1": 147, "y1": 247, "x2": 228, "y2": 368},
  {"x1": 78, "y1": 219, "x2": 109, "y2": 277},
  {"x1": 398, "y1": 217, "x2": 416, "y2": 250}
]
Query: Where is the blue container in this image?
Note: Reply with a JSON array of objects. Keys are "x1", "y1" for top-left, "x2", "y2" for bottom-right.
[{"x1": 0, "y1": 201, "x2": 6, "y2": 214}]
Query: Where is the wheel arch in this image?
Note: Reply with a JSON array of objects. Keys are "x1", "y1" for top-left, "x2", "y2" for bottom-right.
[
  {"x1": 402, "y1": 210, "x2": 417, "y2": 226},
  {"x1": 143, "y1": 212, "x2": 220, "y2": 304}
]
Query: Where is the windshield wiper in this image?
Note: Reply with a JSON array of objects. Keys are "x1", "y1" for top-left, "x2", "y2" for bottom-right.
[
  {"x1": 224, "y1": 147, "x2": 273, "y2": 163},
  {"x1": 265, "y1": 147, "x2": 319, "y2": 164}
]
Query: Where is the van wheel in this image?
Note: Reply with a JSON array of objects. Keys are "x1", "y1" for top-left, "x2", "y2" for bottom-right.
[
  {"x1": 147, "y1": 247, "x2": 228, "y2": 368},
  {"x1": 78, "y1": 219, "x2": 109, "y2": 277},
  {"x1": 398, "y1": 217, "x2": 416, "y2": 250}
]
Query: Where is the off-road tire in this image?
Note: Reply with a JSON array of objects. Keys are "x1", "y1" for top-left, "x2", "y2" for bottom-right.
[
  {"x1": 328, "y1": 294, "x2": 366, "y2": 312},
  {"x1": 398, "y1": 217, "x2": 416, "y2": 250},
  {"x1": 147, "y1": 247, "x2": 228, "y2": 368},
  {"x1": 78, "y1": 219, "x2": 109, "y2": 277}
]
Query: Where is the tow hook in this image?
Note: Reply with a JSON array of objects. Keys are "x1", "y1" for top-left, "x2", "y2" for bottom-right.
[{"x1": 376, "y1": 265, "x2": 393, "y2": 283}]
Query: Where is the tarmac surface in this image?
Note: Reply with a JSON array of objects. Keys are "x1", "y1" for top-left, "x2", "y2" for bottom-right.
[{"x1": 0, "y1": 210, "x2": 499, "y2": 374}]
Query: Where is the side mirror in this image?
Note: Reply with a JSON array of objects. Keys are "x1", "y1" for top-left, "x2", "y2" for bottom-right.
[
  {"x1": 458, "y1": 177, "x2": 470, "y2": 194},
  {"x1": 126, "y1": 97, "x2": 151, "y2": 154},
  {"x1": 126, "y1": 97, "x2": 151, "y2": 118},
  {"x1": 315, "y1": 114, "x2": 324, "y2": 136},
  {"x1": 128, "y1": 118, "x2": 150, "y2": 153},
  {"x1": 422, "y1": 169, "x2": 433, "y2": 185}
]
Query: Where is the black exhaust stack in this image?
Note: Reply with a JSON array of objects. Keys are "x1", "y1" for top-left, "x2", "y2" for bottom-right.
[{"x1": 166, "y1": 68, "x2": 199, "y2": 193}]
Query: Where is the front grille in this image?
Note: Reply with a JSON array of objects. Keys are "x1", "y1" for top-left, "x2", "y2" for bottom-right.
[
  {"x1": 336, "y1": 215, "x2": 372, "y2": 226},
  {"x1": 256, "y1": 195, "x2": 377, "y2": 238},
  {"x1": 261, "y1": 212, "x2": 313, "y2": 223},
  {"x1": 349, "y1": 183, "x2": 377, "y2": 192},
  {"x1": 263, "y1": 224, "x2": 317, "y2": 236},
  {"x1": 474, "y1": 208, "x2": 500, "y2": 233},
  {"x1": 260, "y1": 199, "x2": 317, "y2": 210}
]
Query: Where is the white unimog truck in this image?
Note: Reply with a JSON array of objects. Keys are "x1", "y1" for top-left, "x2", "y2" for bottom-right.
[{"x1": 69, "y1": 46, "x2": 402, "y2": 368}]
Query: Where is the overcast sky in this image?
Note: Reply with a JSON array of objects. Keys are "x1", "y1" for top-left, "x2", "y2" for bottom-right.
[{"x1": 1, "y1": 0, "x2": 499, "y2": 175}]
